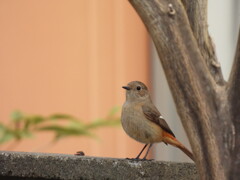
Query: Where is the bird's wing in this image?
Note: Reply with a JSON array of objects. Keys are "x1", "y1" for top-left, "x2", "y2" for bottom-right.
[{"x1": 142, "y1": 103, "x2": 175, "y2": 137}]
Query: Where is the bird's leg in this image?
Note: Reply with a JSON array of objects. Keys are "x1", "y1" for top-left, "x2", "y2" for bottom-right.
[
  {"x1": 142, "y1": 144, "x2": 153, "y2": 160},
  {"x1": 126, "y1": 144, "x2": 148, "y2": 160},
  {"x1": 135, "y1": 144, "x2": 148, "y2": 159}
]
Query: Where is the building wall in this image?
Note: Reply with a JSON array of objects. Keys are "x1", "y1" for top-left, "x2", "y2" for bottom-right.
[{"x1": 0, "y1": 0, "x2": 150, "y2": 158}]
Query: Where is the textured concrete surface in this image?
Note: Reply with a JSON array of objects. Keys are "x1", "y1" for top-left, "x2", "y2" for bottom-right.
[{"x1": 0, "y1": 151, "x2": 199, "y2": 180}]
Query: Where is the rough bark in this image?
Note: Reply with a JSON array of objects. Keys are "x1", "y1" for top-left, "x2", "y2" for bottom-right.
[
  {"x1": 128, "y1": 0, "x2": 238, "y2": 179},
  {"x1": 228, "y1": 29, "x2": 240, "y2": 179},
  {"x1": 181, "y1": 0, "x2": 225, "y2": 85}
]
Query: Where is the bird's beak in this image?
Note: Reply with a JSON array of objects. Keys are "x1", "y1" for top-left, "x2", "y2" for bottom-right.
[{"x1": 122, "y1": 86, "x2": 131, "y2": 90}]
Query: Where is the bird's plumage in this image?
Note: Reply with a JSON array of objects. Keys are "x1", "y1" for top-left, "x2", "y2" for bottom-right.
[
  {"x1": 121, "y1": 81, "x2": 194, "y2": 161},
  {"x1": 142, "y1": 103, "x2": 175, "y2": 137}
]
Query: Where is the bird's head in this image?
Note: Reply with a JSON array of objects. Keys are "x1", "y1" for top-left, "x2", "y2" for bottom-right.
[{"x1": 122, "y1": 81, "x2": 150, "y2": 102}]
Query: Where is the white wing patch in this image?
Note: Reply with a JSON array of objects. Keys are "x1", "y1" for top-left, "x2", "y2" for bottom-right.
[{"x1": 160, "y1": 115, "x2": 164, "y2": 119}]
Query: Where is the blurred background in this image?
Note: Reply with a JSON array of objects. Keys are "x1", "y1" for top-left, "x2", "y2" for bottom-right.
[{"x1": 0, "y1": 0, "x2": 239, "y2": 162}]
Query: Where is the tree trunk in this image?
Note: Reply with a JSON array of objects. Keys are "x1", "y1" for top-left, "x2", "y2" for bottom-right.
[{"x1": 128, "y1": 0, "x2": 239, "y2": 179}]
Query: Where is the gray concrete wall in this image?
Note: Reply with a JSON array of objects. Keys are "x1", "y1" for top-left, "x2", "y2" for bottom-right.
[{"x1": 0, "y1": 151, "x2": 198, "y2": 180}]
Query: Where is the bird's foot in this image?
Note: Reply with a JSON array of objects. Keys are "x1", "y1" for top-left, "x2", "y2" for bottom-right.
[{"x1": 142, "y1": 158, "x2": 154, "y2": 161}]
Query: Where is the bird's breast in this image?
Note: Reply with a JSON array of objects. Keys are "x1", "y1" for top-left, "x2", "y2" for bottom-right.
[{"x1": 121, "y1": 102, "x2": 163, "y2": 143}]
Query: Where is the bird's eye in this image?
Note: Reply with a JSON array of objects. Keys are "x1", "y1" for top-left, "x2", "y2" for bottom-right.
[{"x1": 136, "y1": 86, "x2": 141, "y2": 91}]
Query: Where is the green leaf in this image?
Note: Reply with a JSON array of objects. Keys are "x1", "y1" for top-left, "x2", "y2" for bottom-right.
[
  {"x1": 108, "y1": 106, "x2": 121, "y2": 116},
  {"x1": 50, "y1": 125, "x2": 96, "y2": 141},
  {"x1": 24, "y1": 116, "x2": 45, "y2": 130},
  {"x1": 11, "y1": 111, "x2": 24, "y2": 122},
  {"x1": 28, "y1": 116, "x2": 45, "y2": 124},
  {"x1": 0, "y1": 123, "x2": 5, "y2": 131},
  {"x1": 68, "y1": 120, "x2": 85, "y2": 128},
  {"x1": 11, "y1": 130, "x2": 22, "y2": 140},
  {"x1": 36, "y1": 125, "x2": 94, "y2": 137},
  {"x1": 0, "y1": 107, "x2": 120, "y2": 145},
  {"x1": 48, "y1": 114, "x2": 75, "y2": 120},
  {"x1": 19, "y1": 130, "x2": 33, "y2": 138},
  {"x1": 0, "y1": 132, "x2": 14, "y2": 144}
]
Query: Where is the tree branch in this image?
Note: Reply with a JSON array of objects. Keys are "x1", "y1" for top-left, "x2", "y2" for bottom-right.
[
  {"x1": 229, "y1": 29, "x2": 240, "y2": 106},
  {"x1": 181, "y1": 0, "x2": 225, "y2": 85},
  {"x1": 129, "y1": 0, "x2": 230, "y2": 179},
  {"x1": 228, "y1": 28, "x2": 240, "y2": 179}
]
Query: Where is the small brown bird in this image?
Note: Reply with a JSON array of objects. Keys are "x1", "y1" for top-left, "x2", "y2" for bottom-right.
[{"x1": 121, "y1": 81, "x2": 194, "y2": 161}]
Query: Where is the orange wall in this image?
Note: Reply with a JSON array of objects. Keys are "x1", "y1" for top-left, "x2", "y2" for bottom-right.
[{"x1": 0, "y1": 0, "x2": 150, "y2": 158}]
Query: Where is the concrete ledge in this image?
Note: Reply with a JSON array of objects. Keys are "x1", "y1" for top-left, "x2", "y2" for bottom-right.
[{"x1": 0, "y1": 151, "x2": 198, "y2": 180}]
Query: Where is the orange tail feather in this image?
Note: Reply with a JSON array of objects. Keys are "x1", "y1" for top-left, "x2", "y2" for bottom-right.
[{"x1": 163, "y1": 132, "x2": 195, "y2": 161}]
